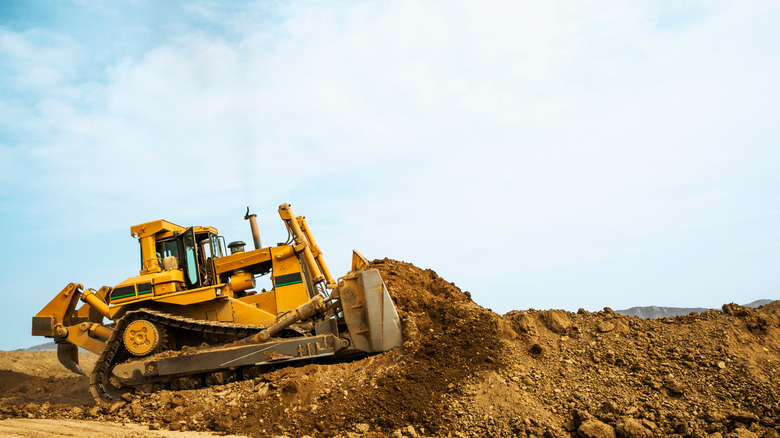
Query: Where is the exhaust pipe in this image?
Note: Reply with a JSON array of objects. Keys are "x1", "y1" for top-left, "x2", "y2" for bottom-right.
[{"x1": 244, "y1": 207, "x2": 262, "y2": 250}]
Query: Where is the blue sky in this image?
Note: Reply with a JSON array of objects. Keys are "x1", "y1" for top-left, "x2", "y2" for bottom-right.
[{"x1": 1, "y1": 1, "x2": 779, "y2": 350}]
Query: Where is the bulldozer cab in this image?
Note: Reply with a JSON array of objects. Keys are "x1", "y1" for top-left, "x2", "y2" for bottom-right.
[{"x1": 152, "y1": 227, "x2": 224, "y2": 288}]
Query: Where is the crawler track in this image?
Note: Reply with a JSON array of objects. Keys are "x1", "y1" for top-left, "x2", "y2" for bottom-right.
[{"x1": 89, "y1": 309, "x2": 265, "y2": 404}]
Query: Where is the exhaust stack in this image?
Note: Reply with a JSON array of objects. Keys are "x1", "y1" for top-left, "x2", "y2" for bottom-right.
[{"x1": 244, "y1": 207, "x2": 262, "y2": 250}]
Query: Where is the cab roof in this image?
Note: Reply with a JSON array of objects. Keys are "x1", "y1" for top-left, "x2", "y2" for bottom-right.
[{"x1": 130, "y1": 220, "x2": 218, "y2": 239}]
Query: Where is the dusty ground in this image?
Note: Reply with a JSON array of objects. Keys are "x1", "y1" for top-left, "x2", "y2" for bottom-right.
[
  {"x1": 1, "y1": 258, "x2": 778, "y2": 437},
  {"x1": 0, "y1": 351, "x2": 97, "y2": 380},
  {"x1": 0, "y1": 418, "x2": 250, "y2": 437}
]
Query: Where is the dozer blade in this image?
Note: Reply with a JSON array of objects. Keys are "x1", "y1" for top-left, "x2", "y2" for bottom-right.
[
  {"x1": 57, "y1": 342, "x2": 85, "y2": 376},
  {"x1": 340, "y1": 269, "x2": 403, "y2": 353}
]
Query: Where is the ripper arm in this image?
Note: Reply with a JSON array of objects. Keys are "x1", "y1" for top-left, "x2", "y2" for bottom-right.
[{"x1": 32, "y1": 283, "x2": 114, "y2": 374}]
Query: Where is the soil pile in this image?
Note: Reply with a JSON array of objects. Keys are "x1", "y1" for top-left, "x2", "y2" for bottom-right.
[
  {"x1": 1, "y1": 258, "x2": 779, "y2": 438},
  {"x1": 0, "y1": 351, "x2": 97, "y2": 406},
  {"x1": 0, "y1": 351, "x2": 96, "y2": 379}
]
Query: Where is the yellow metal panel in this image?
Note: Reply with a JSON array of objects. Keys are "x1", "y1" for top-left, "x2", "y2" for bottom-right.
[
  {"x1": 217, "y1": 302, "x2": 234, "y2": 322},
  {"x1": 152, "y1": 270, "x2": 185, "y2": 285},
  {"x1": 109, "y1": 284, "x2": 223, "y2": 318},
  {"x1": 153, "y1": 282, "x2": 179, "y2": 295},
  {"x1": 271, "y1": 247, "x2": 310, "y2": 314},
  {"x1": 130, "y1": 220, "x2": 186, "y2": 238},
  {"x1": 238, "y1": 290, "x2": 277, "y2": 317},
  {"x1": 110, "y1": 270, "x2": 185, "y2": 305},
  {"x1": 213, "y1": 248, "x2": 272, "y2": 275},
  {"x1": 66, "y1": 324, "x2": 107, "y2": 355},
  {"x1": 192, "y1": 226, "x2": 219, "y2": 234},
  {"x1": 152, "y1": 269, "x2": 185, "y2": 296},
  {"x1": 109, "y1": 273, "x2": 154, "y2": 305},
  {"x1": 229, "y1": 298, "x2": 277, "y2": 326},
  {"x1": 152, "y1": 285, "x2": 222, "y2": 306},
  {"x1": 148, "y1": 296, "x2": 276, "y2": 326},
  {"x1": 34, "y1": 283, "x2": 81, "y2": 324}
]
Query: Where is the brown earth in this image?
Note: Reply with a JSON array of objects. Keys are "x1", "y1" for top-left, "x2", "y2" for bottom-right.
[
  {"x1": 0, "y1": 351, "x2": 97, "y2": 380},
  {"x1": 0, "y1": 418, "x2": 250, "y2": 437},
  {"x1": 1, "y1": 258, "x2": 778, "y2": 438}
]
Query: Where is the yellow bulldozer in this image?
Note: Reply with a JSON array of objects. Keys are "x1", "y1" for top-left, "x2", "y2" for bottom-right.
[{"x1": 32, "y1": 203, "x2": 402, "y2": 404}]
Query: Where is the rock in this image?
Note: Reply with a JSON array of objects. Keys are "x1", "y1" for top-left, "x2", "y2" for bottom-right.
[
  {"x1": 663, "y1": 377, "x2": 685, "y2": 395},
  {"x1": 129, "y1": 405, "x2": 143, "y2": 419},
  {"x1": 578, "y1": 419, "x2": 616, "y2": 438},
  {"x1": 615, "y1": 418, "x2": 651, "y2": 438},
  {"x1": 213, "y1": 414, "x2": 234, "y2": 432},
  {"x1": 107, "y1": 402, "x2": 125, "y2": 414},
  {"x1": 541, "y1": 310, "x2": 571, "y2": 334},
  {"x1": 87, "y1": 406, "x2": 101, "y2": 417},
  {"x1": 673, "y1": 421, "x2": 689, "y2": 435},
  {"x1": 640, "y1": 419, "x2": 656, "y2": 431},
  {"x1": 725, "y1": 428, "x2": 758, "y2": 438},
  {"x1": 597, "y1": 321, "x2": 615, "y2": 333},
  {"x1": 722, "y1": 303, "x2": 751, "y2": 316},
  {"x1": 600, "y1": 401, "x2": 620, "y2": 415},
  {"x1": 497, "y1": 319, "x2": 518, "y2": 339},
  {"x1": 705, "y1": 411, "x2": 727, "y2": 423},
  {"x1": 171, "y1": 394, "x2": 186, "y2": 406},
  {"x1": 727, "y1": 411, "x2": 759, "y2": 424},
  {"x1": 162, "y1": 411, "x2": 177, "y2": 424},
  {"x1": 354, "y1": 423, "x2": 370, "y2": 433},
  {"x1": 515, "y1": 313, "x2": 538, "y2": 336}
]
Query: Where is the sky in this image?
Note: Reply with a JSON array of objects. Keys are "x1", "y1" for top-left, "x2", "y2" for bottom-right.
[{"x1": 1, "y1": 1, "x2": 779, "y2": 350}]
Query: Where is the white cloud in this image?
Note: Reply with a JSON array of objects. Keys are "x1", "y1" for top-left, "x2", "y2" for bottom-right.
[{"x1": 1, "y1": 0, "x2": 779, "y2": 328}]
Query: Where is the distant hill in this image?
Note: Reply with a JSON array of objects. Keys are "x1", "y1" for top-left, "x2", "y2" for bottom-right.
[
  {"x1": 616, "y1": 306, "x2": 710, "y2": 319},
  {"x1": 23, "y1": 341, "x2": 57, "y2": 351},
  {"x1": 616, "y1": 299, "x2": 775, "y2": 319},
  {"x1": 743, "y1": 299, "x2": 775, "y2": 308},
  {"x1": 23, "y1": 341, "x2": 87, "y2": 353}
]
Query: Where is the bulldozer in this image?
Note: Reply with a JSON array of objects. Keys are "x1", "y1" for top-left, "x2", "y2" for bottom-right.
[{"x1": 32, "y1": 203, "x2": 402, "y2": 404}]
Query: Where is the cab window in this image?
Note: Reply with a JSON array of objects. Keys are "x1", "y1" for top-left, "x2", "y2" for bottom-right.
[{"x1": 157, "y1": 239, "x2": 180, "y2": 260}]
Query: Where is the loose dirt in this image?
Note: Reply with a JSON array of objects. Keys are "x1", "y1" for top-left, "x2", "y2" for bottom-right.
[
  {"x1": 1, "y1": 259, "x2": 778, "y2": 438},
  {"x1": 0, "y1": 418, "x2": 249, "y2": 437}
]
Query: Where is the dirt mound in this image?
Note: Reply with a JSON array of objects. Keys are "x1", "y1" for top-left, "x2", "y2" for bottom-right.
[
  {"x1": 0, "y1": 351, "x2": 96, "y2": 379},
  {"x1": 0, "y1": 418, "x2": 252, "y2": 437},
  {"x1": 0, "y1": 370, "x2": 92, "y2": 406},
  {"x1": 2, "y1": 259, "x2": 779, "y2": 438},
  {"x1": 500, "y1": 302, "x2": 780, "y2": 437}
]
